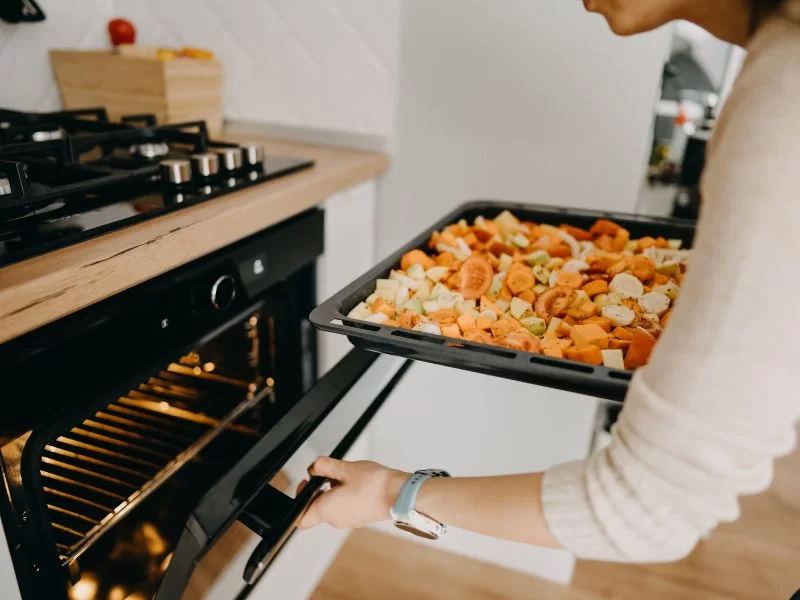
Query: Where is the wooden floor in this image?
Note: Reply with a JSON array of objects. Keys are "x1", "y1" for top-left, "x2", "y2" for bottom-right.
[{"x1": 310, "y1": 433, "x2": 800, "y2": 600}]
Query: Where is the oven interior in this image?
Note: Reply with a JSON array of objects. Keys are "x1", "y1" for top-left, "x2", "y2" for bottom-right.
[{"x1": 0, "y1": 210, "x2": 323, "y2": 600}]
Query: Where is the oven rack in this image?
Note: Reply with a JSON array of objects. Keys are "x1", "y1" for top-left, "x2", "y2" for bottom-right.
[{"x1": 40, "y1": 353, "x2": 272, "y2": 567}]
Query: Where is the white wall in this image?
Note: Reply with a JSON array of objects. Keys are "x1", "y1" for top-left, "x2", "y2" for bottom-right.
[
  {"x1": 378, "y1": 0, "x2": 673, "y2": 257},
  {"x1": 0, "y1": 0, "x2": 400, "y2": 138}
]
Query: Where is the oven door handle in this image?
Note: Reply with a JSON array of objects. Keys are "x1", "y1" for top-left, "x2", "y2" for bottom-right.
[{"x1": 240, "y1": 475, "x2": 329, "y2": 584}]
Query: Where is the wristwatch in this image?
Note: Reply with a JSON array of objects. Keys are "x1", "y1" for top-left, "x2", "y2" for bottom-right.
[{"x1": 390, "y1": 469, "x2": 450, "y2": 540}]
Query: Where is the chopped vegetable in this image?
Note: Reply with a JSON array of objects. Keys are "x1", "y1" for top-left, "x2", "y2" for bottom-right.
[
  {"x1": 488, "y1": 271, "x2": 507, "y2": 297},
  {"x1": 566, "y1": 345, "x2": 604, "y2": 365},
  {"x1": 624, "y1": 327, "x2": 656, "y2": 369},
  {"x1": 532, "y1": 265, "x2": 550, "y2": 285},
  {"x1": 507, "y1": 263, "x2": 536, "y2": 295},
  {"x1": 609, "y1": 273, "x2": 644, "y2": 300},
  {"x1": 570, "y1": 323, "x2": 610, "y2": 348},
  {"x1": 602, "y1": 305, "x2": 636, "y2": 327},
  {"x1": 499, "y1": 253, "x2": 514, "y2": 272},
  {"x1": 422, "y1": 300, "x2": 440, "y2": 315},
  {"x1": 457, "y1": 313, "x2": 478, "y2": 331},
  {"x1": 601, "y1": 349, "x2": 625, "y2": 370},
  {"x1": 347, "y1": 302, "x2": 372, "y2": 321},
  {"x1": 556, "y1": 270, "x2": 583, "y2": 289},
  {"x1": 401, "y1": 249, "x2": 435, "y2": 271},
  {"x1": 652, "y1": 280, "x2": 679, "y2": 301},
  {"x1": 512, "y1": 233, "x2": 530, "y2": 248},
  {"x1": 510, "y1": 297, "x2": 534, "y2": 320},
  {"x1": 366, "y1": 312, "x2": 389, "y2": 324},
  {"x1": 458, "y1": 256, "x2": 494, "y2": 300},
  {"x1": 638, "y1": 292, "x2": 671, "y2": 316},
  {"x1": 426, "y1": 266, "x2": 450, "y2": 283},
  {"x1": 526, "y1": 250, "x2": 550, "y2": 266},
  {"x1": 520, "y1": 316, "x2": 547, "y2": 336},
  {"x1": 413, "y1": 322, "x2": 442, "y2": 335},
  {"x1": 582, "y1": 279, "x2": 609, "y2": 298}
]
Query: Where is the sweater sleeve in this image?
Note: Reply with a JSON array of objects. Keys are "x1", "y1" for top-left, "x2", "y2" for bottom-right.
[{"x1": 540, "y1": 14, "x2": 800, "y2": 563}]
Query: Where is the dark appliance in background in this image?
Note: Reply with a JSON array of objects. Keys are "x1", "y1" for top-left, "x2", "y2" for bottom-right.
[
  {"x1": 0, "y1": 0, "x2": 45, "y2": 23},
  {"x1": 0, "y1": 207, "x2": 409, "y2": 600},
  {"x1": 0, "y1": 107, "x2": 314, "y2": 267}
]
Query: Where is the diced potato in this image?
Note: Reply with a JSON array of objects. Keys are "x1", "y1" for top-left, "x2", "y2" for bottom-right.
[
  {"x1": 457, "y1": 313, "x2": 478, "y2": 332},
  {"x1": 422, "y1": 300, "x2": 440, "y2": 315},
  {"x1": 412, "y1": 322, "x2": 442, "y2": 335},
  {"x1": 441, "y1": 324, "x2": 461, "y2": 339},
  {"x1": 407, "y1": 263, "x2": 426, "y2": 280},
  {"x1": 532, "y1": 265, "x2": 550, "y2": 285},
  {"x1": 520, "y1": 316, "x2": 547, "y2": 336},
  {"x1": 495, "y1": 299, "x2": 511, "y2": 313},
  {"x1": 495, "y1": 210, "x2": 521, "y2": 236},
  {"x1": 489, "y1": 272, "x2": 507, "y2": 296},
  {"x1": 426, "y1": 266, "x2": 450, "y2": 283},
  {"x1": 403, "y1": 298, "x2": 424, "y2": 314},
  {"x1": 414, "y1": 280, "x2": 431, "y2": 301},
  {"x1": 395, "y1": 286, "x2": 410, "y2": 308},
  {"x1": 437, "y1": 293, "x2": 462, "y2": 309},
  {"x1": 601, "y1": 349, "x2": 625, "y2": 370},
  {"x1": 376, "y1": 279, "x2": 400, "y2": 294},
  {"x1": 431, "y1": 283, "x2": 450, "y2": 298},
  {"x1": 347, "y1": 302, "x2": 372, "y2": 321},
  {"x1": 526, "y1": 250, "x2": 550, "y2": 266},
  {"x1": 366, "y1": 312, "x2": 389, "y2": 324},
  {"x1": 478, "y1": 310, "x2": 499, "y2": 323},
  {"x1": 389, "y1": 270, "x2": 420, "y2": 290},
  {"x1": 545, "y1": 257, "x2": 565, "y2": 271},
  {"x1": 510, "y1": 297, "x2": 534, "y2": 320},
  {"x1": 499, "y1": 253, "x2": 514, "y2": 272},
  {"x1": 512, "y1": 233, "x2": 530, "y2": 248}
]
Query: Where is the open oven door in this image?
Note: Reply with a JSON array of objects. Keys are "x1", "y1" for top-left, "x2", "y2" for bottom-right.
[{"x1": 155, "y1": 349, "x2": 409, "y2": 600}]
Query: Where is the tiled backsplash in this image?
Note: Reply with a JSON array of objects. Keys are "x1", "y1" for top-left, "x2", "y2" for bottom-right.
[{"x1": 0, "y1": 0, "x2": 399, "y2": 137}]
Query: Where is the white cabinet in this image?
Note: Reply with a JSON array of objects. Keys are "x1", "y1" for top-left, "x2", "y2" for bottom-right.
[
  {"x1": 316, "y1": 180, "x2": 378, "y2": 376},
  {"x1": 368, "y1": 362, "x2": 598, "y2": 584}
]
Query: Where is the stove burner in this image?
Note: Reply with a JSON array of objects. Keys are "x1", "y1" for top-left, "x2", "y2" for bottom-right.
[
  {"x1": 130, "y1": 142, "x2": 170, "y2": 159},
  {"x1": 0, "y1": 107, "x2": 315, "y2": 266}
]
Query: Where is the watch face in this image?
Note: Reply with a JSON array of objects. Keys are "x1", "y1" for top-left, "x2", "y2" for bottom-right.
[{"x1": 394, "y1": 522, "x2": 439, "y2": 540}]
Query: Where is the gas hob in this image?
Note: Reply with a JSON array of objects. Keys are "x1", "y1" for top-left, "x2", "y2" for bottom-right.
[{"x1": 0, "y1": 107, "x2": 314, "y2": 266}]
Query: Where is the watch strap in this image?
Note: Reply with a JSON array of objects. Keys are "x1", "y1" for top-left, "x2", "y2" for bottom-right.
[{"x1": 391, "y1": 469, "x2": 450, "y2": 539}]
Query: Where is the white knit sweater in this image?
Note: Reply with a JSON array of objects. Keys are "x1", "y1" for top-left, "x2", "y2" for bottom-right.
[{"x1": 541, "y1": 7, "x2": 800, "y2": 563}]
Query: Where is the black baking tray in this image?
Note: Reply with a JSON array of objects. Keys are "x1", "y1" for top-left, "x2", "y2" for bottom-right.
[{"x1": 310, "y1": 201, "x2": 696, "y2": 402}]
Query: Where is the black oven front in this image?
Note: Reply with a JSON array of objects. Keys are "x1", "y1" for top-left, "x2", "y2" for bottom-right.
[{"x1": 0, "y1": 208, "x2": 408, "y2": 600}]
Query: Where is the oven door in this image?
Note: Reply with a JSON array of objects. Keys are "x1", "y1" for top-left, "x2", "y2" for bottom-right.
[{"x1": 155, "y1": 349, "x2": 409, "y2": 600}]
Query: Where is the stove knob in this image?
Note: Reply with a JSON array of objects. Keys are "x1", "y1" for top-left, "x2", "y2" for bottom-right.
[
  {"x1": 190, "y1": 152, "x2": 220, "y2": 178},
  {"x1": 160, "y1": 159, "x2": 192, "y2": 185},
  {"x1": 242, "y1": 144, "x2": 264, "y2": 167},
  {"x1": 215, "y1": 147, "x2": 243, "y2": 171},
  {"x1": 210, "y1": 275, "x2": 237, "y2": 310}
]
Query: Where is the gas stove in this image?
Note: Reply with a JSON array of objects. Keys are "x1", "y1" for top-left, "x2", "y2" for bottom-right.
[{"x1": 0, "y1": 107, "x2": 314, "y2": 266}]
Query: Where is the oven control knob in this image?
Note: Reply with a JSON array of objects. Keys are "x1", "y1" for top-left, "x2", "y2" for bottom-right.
[
  {"x1": 242, "y1": 143, "x2": 264, "y2": 166},
  {"x1": 215, "y1": 147, "x2": 243, "y2": 171},
  {"x1": 160, "y1": 159, "x2": 192, "y2": 185},
  {"x1": 191, "y1": 152, "x2": 220, "y2": 178},
  {"x1": 210, "y1": 275, "x2": 237, "y2": 310}
]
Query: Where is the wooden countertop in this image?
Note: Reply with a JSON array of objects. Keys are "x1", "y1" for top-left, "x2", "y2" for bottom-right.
[{"x1": 0, "y1": 137, "x2": 389, "y2": 345}]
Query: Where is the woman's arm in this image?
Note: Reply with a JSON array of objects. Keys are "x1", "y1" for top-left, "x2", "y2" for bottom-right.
[
  {"x1": 299, "y1": 15, "x2": 800, "y2": 562},
  {"x1": 298, "y1": 458, "x2": 560, "y2": 548}
]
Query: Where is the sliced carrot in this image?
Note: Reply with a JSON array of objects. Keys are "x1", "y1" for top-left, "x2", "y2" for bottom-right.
[
  {"x1": 401, "y1": 249, "x2": 434, "y2": 271},
  {"x1": 594, "y1": 234, "x2": 615, "y2": 252},
  {"x1": 369, "y1": 298, "x2": 396, "y2": 318},
  {"x1": 487, "y1": 239, "x2": 516, "y2": 257},
  {"x1": 570, "y1": 323, "x2": 610, "y2": 349},
  {"x1": 556, "y1": 270, "x2": 583, "y2": 289},
  {"x1": 612, "y1": 326, "x2": 635, "y2": 341},
  {"x1": 624, "y1": 327, "x2": 656, "y2": 369},
  {"x1": 559, "y1": 224, "x2": 593, "y2": 242},
  {"x1": 567, "y1": 301, "x2": 598, "y2": 320},
  {"x1": 637, "y1": 236, "x2": 657, "y2": 250},
  {"x1": 584, "y1": 316, "x2": 612, "y2": 333},
  {"x1": 535, "y1": 287, "x2": 577, "y2": 321},
  {"x1": 589, "y1": 219, "x2": 622, "y2": 236},
  {"x1": 542, "y1": 346, "x2": 564, "y2": 359},
  {"x1": 653, "y1": 273, "x2": 670, "y2": 285},
  {"x1": 546, "y1": 243, "x2": 572, "y2": 259},
  {"x1": 607, "y1": 258, "x2": 630, "y2": 277},
  {"x1": 582, "y1": 279, "x2": 609, "y2": 298},
  {"x1": 441, "y1": 324, "x2": 461, "y2": 339},
  {"x1": 518, "y1": 289, "x2": 536, "y2": 304},
  {"x1": 475, "y1": 316, "x2": 493, "y2": 331},
  {"x1": 435, "y1": 251, "x2": 455, "y2": 267},
  {"x1": 609, "y1": 338, "x2": 631, "y2": 351},
  {"x1": 463, "y1": 329, "x2": 493, "y2": 344},
  {"x1": 457, "y1": 313, "x2": 477, "y2": 332},
  {"x1": 507, "y1": 263, "x2": 536, "y2": 294},
  {"x1": 566, "y1": 345, "x2": 603, "y2": 365},
  {"x1": 612, "y1": 228, "x2": 630, "y2": 252},
  {"x1": 428, "y1": 309, "x2": 457, "y2": 325},
  {"x1": 630, "y1": 255, "x2": 656, "y2": 281}
]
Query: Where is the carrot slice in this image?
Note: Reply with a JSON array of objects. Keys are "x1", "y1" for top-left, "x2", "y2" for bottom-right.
[
  {"x1": 630, "y1": 256, "x2": 656, "y2": 281},
  {"x1": 555, "y1": 270, "x2": 583, "y2": 289},
  {"x1": 637, "y1": 236, "x2": 657, "y2": 250},
  {"x1": 589, "y1": 219, "x2": 622, "y2": 236},
  {"x1": 595, "y1": 234, "x2": 615, "y2": 252},
  {"x1": 487, "y1": 239, "x2": 516, "y2": 257},
  {"x1": 507, "y1": 263, "x2": 535, "y2": 294},
  {"x1": 546, "y1": 244, "x2": 572, "y2": 259},
  {"x1": 559, "y1": 224, "x2": 593, "y2": 242},
  {"x1": 518, "y1": 289, "x2": 536, "y2": 304},
  {"x1": 612, "y1": 228, "x2": 630, "y2": 252},
  {"x1": 566, "y1": 345, "x2": 603, "y2": 365},
  {"x1": 582, "y1": 279, "x2": 609, "y2": 297},
  {"x1": 612, "y1": 326, "x2": 635, "y2": 341},
  {"x1": 436, "y1": 252, "x2": 455, "y2": 267},
  {"x1": 624, "y1": 327, "x2": 656, "y2": 369},
  {"x1": 401, "y1": 249, "x2": 434, "y2": 271}
]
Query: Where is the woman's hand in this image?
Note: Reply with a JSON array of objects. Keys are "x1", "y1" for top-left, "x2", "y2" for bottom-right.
[{"x1": 297, "y1": 457, "x2": 409, "y2": 530}]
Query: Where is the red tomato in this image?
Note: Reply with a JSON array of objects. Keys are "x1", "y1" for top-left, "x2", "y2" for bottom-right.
[{"x1": 108, "y1": 18, "x2": 136, "y2": 46}]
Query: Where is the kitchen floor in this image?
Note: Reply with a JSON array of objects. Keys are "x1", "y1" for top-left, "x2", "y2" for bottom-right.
[{"x1": 310, "y1": 427, "x2": 800, "y2": 600}]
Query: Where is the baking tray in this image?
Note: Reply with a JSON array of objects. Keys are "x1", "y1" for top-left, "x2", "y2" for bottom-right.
[{"x1": 310, "y1": 201, "x2": 696, "y2": 402}]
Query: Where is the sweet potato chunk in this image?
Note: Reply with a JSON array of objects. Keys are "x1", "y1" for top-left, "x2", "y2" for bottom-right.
[{"x1": 624, "y1": 327, "x2": 656, "y2": 369}]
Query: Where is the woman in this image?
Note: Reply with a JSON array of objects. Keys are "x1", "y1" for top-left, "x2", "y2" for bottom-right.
[{"x1": 298, "y1": 0, "x2": 800, "y2": 563}]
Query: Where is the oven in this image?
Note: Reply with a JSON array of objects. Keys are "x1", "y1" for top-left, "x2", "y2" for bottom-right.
[{"x1": 0, "y1": 207, "x2": 408, "y2": 600}]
